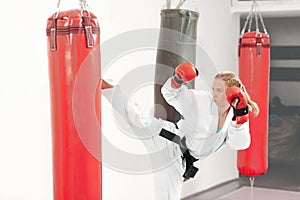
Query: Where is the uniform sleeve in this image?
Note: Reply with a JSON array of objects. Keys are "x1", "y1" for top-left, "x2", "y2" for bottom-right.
[
  {"x1": 161, "y1": 77, "x2": 196, "y2": 116},
  {"x1": 226, "y1": 121, "x2": 251, "y2": 150}
]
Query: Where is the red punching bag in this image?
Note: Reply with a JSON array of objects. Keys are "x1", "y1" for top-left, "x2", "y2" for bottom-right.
[
  {"x1": 238, "y1": 2, "x2": 270, "y2": 177},
  {"x1": 46, "y1": 2, "x2": 102, "y2": 199},
  {"x1": 238, "y1": 31, "x2": 270, "y2": 177}
]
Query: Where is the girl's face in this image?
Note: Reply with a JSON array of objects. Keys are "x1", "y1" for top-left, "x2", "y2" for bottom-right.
[{"x1": 212, "y1": 78, "x2": 229, "y2": 108}]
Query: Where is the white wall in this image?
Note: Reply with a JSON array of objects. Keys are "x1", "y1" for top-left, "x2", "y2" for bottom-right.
[
  {"x1": 0, "y1": 1, "x2": 54, "y2": 200},
  {"x1": 0, "y1": 0, "x2": 240, "y2": 200}
]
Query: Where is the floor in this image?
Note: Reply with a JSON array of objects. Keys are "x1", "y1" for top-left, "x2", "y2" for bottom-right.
[
  {"x1": 217, "y1": 187, "x2": 300, "y2": 200},
  {"x1": 183, "y1": 163, "x2": 300, "y2": 200}
]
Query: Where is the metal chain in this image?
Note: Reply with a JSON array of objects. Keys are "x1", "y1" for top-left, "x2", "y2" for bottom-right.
[
  {"x1": 247, "y1": 12, "x2": 253, "y2": 33},
  {"x1": 161, "y1": 0, "x2": 171, "y2": 9},
  {"x1": 53, "y1": 0, "x2": 90, "y2": 18},
  {"x1": 54, "y1": 0, "x2": 62, "y2": 18},
  {"x1": 242, "y1": 0, "x2": 268, "y2": 35},
  {"x1": 192, "y1": 0, "x2": 199, "y2": 12},
  {"x1": 248, "y1": 1, "x2": 256, "y2": 32},
  {"x1": 79, "y1": 0, "x2": 88, "y2": 9},
  {"x1": 176, "y1": 0, "x2": 186, "y2": 9},
  {"x1": 256, "y1": 2, "x2": 269, "y2": 35},
  {"x1": 241, "y1": 0, "x2": 255, "y2": 35},
  {"x1": 255, "y1": 3, "x2": 259, "y2": 32},
  {"x1": 79, "y1": 0, "x2": 91, "y2": 16},
  {"x1": 161, "y1": 0, "x2": 198, "y2": 12},
  {"x1": 56, "y1": 0, "x2": 62, "y2": 9},
  {"x1": 241, "y1": 2, "x2": 254, "y2": 35}
]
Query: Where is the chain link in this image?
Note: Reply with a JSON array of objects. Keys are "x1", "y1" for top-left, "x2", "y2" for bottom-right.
[
  {"x1": 256, "y1": 2, "x2": 269, "y2": 35},
  {"x1": 255, "y1": 5, "x2": 259, "y2": 32},
  {"x1": 248, "y1": 12, "x2": 253, "y2": 33},
  {"x1": 79, "y1": 0, "x2": 91, "y2": 16},
  {"x1": 161, "y1": 0, "x2": 171, "y2": 9},
  {"x1": 241, "y1": 1, "x2": 255, "y2": 35},
  {"x1": 176, "y1": 0, "x2": 186, "y2": 9},
  {"x1": 54, "y1": 0, "x2": 62, "y2": 19}
]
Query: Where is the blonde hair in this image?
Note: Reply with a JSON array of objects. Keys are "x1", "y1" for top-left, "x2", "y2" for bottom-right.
[{"x1": 214, "y1": 71, "x2": 259, "y2": 117}]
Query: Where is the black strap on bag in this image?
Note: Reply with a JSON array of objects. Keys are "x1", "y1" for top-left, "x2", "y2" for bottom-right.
[{"x1": 159, "y1": 128, "x2": 199, "y2": 181}]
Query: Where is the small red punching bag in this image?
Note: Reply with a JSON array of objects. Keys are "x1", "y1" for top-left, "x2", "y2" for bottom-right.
[
  {"x1": 46, "y1": 1, "x2": 102, "y2": 199},
  {"x1": 238, "y1": 1, "x2": 270, "y2": 177}
]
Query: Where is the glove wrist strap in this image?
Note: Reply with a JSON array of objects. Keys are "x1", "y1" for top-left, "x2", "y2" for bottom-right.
[
  {"x1": 171, "y1": 75, "x2": 183, "y2": 88},
  {"x1": 231, "y1": 106, "x2": 249, "y2": 121}
]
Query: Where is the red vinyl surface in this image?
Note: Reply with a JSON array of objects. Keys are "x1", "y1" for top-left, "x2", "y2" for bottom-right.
[
  {"x1": 238, "y1": 31, "x2": 270, "y2": 177},
  {"x1": 47, "y1": 9, "x2": 102, "y2": 200}
]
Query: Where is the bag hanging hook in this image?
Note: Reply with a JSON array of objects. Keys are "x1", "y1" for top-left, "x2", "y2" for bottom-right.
[{"x1": 79, "y1": 0, "x2": 91, "y2": 17}]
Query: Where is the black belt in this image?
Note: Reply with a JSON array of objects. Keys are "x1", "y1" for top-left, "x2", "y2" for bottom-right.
[{"x1": 159, "y1": 128, "x2": 199, "y2": 182}]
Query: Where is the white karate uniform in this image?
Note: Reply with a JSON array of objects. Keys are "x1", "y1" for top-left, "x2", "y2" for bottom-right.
[
  {"x1": 102, "y1": 85, "x2": 184, "y2": 200},
  {"x1": 102, "y1": 78, "x2": 250, "y2": 200},
  {"x1": 161, "y1": 78, "x2": 251, "y2": 159}
]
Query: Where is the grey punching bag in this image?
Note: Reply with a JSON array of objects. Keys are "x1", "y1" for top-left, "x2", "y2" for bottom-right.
[{"x1": 154, "y1": 9, "x2": 199, "y2": 123}]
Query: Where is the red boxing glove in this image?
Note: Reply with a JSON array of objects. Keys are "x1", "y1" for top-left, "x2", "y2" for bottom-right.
[
  {"x1": 171, "y1": 62, "x2": 199, "y2": 88},
  {"x1": 226, "y1": 86, "x2": 249, "y2": 124}
]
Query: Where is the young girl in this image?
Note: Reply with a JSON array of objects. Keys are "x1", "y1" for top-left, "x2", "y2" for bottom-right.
[{"x1": 101, "y1": 63, "x2": 259, "y2": 200}]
